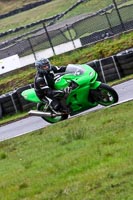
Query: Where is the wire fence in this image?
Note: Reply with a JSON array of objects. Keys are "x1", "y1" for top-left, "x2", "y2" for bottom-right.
[{"x1": 0, "y1": 0, "x2": 133, "y2": 60}]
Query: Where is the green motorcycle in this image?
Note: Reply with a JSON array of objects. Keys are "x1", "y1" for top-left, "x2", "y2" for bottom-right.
[{"x1": 21, "y1": 64, "x2": 118, "y2": 123}]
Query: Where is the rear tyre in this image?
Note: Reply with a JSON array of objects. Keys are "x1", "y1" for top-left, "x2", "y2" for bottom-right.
[
  {"x1": 37, "y1": 103, "x2": 68, "y2": 123},
  {"x1": 93, "y1": 83, "x2": 119, "y2": 106}
]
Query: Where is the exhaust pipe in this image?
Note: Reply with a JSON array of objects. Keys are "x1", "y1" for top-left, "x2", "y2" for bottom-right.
[{"x1": 28, "y1": 110, "x2": 62, "y2": 117}]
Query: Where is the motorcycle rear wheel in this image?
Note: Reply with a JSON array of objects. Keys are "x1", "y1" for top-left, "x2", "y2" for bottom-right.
[
  {"x1": 37, "y1": 103, "x2": 68, "y2": 123},
  {"x1": 94, "y1": 83, "x2": 119, "y2": 106}
]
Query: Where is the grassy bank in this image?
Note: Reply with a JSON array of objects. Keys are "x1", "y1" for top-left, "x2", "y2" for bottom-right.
[{"x1": 0, "y1": 101, "x2": 133, "y2": 199}]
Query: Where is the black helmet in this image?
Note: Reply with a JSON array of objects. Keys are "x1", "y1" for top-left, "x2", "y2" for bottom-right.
[{"x1": 35, "y1": 58, "x2": 51, "y2": 74}]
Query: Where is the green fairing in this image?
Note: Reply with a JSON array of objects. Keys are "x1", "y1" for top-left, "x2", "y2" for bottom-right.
[
  {"x1": 54, "y1": 64, "x2": 101, "y2": 112},
  {"x1": 21, "y1": 64, "x2": 101, "y2": 113},
  {"x1": 22, "y1": 88, "x2": 41, "y2": 103},
  {"x1": 21, "y1": 64, "x2": 119, "y2": 123}
]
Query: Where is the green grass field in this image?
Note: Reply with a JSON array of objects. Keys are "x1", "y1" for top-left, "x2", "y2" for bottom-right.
[{"x1": 0, "y1": 101, "x2": 133, "y2": 200}]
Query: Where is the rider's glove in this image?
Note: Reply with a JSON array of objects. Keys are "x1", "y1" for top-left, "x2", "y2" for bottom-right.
[{"x1": 63, "y1": 86, "x2": 72, "y2": 94}]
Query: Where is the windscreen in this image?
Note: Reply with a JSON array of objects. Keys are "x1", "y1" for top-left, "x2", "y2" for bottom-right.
[{"x1": 65, "y1": 64, "x2": 85, "y2": 75}]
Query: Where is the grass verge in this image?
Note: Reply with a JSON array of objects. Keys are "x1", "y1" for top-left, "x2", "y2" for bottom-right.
[{"x1": 0, "y1": 101, "x2": 133, "y2": 200}]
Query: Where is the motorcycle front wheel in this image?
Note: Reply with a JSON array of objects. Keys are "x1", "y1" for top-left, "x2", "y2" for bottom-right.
[
  {"x1": 37, "y1": 103, "x2": 68, "y2": 123},
  {"x1": 93, "y1": 83, "x2": 119, "y2": 106}
]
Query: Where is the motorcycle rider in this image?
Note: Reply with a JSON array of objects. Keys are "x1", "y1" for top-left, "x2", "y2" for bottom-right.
[{"x1": 34, "y1": 58, "x2": 71, "y2": 113}]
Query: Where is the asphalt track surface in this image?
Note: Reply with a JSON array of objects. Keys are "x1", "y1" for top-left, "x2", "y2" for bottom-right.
[{"x1": 0, "y1": 79, "x2": 133, "y2": 142}]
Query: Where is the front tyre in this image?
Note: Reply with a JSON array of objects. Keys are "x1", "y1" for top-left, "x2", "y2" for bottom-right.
[
  {"x1": 37, "y1": 103, "x2": 68, "y2": 123},
  {"x1": 94, "y1": 83, "x2": 119, "y2": 106}
]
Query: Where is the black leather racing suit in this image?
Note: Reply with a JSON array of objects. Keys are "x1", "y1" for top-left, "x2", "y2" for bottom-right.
[{"x1": 34, "y1": 66, "x2": 66, "y2": 110}]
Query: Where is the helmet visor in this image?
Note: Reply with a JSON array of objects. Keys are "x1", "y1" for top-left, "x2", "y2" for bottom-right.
[{"x1": 42, "y1": 65, "x2": 49, "y2": 70}]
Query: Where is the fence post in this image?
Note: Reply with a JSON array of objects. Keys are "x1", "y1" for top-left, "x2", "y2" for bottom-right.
[
  {"x1": 27, "y1": 37, "x2": 37, "y2": 60},
  {"x1": 43, "y1": 23, "x2": 56, "y2": 56},
  {"x1": 104, "y1": 11, "x2": 114, "y2": 34},
  {"x1": 112, "y1": 0, "x2": 125, "y2": 31},
  {"x1": 66, "y1": 24, "x2": 76, "y2": 49}
]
